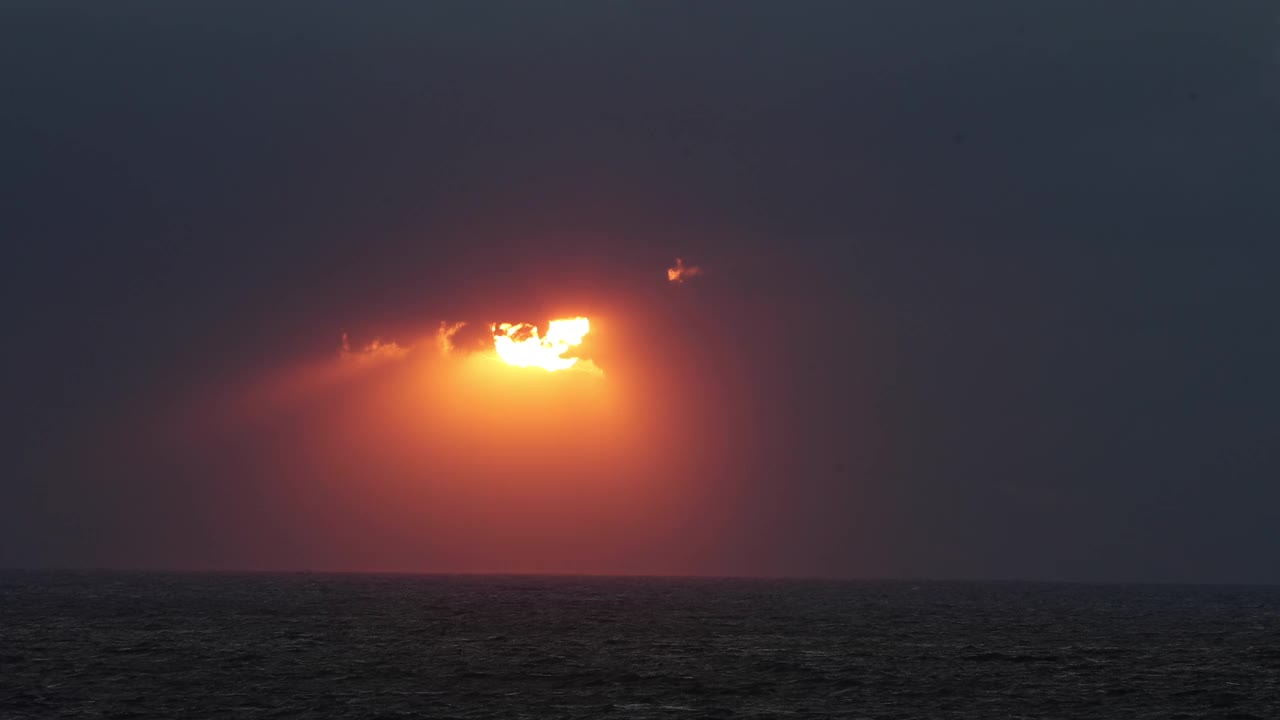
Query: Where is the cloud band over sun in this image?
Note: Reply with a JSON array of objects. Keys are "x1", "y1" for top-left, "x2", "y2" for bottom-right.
[{"x1": 342, "y1": 259, "x2": 707, "y2": 377}]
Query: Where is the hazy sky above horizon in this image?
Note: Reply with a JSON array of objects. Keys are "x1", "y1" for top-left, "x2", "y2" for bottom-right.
[{"x1": 4, "y1": 1, "x2": 1279, "y2": 582}]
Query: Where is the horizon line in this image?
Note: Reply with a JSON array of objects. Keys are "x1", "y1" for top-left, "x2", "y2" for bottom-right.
[{"x1": 2, "y1": 565, "x2": 1276, "y2": 589}]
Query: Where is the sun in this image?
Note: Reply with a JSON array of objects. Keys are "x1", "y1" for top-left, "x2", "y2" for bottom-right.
[{"x1": 491, "y1": 317, "x2": 591, "y2": 372}]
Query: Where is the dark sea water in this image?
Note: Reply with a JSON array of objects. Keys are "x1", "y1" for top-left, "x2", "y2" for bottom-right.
[{"x1": 2, "y1": 572, "x2": 1278, "y2": 718}]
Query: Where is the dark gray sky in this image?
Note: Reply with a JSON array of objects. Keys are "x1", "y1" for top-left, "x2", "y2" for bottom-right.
[{"x1": 4, "y1": 1, "x2": 1279, "y2": 582}]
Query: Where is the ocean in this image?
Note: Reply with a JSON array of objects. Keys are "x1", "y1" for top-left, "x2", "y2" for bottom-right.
[{"x1": 2, "y1": 571, "x2": 1277, "y2": 718}]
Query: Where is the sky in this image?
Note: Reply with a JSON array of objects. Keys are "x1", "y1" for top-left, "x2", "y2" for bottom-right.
[{"x1": 4, "y1": 1, "x2": 1279, "y2": 583}]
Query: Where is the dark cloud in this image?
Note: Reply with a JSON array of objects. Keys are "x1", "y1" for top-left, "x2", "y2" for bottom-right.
[{"x1": 442, "y1": 322, "x2": 500, "y2": 356}]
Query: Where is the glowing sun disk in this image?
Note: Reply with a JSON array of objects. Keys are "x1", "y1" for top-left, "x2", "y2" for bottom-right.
[{"x1": 492, "y1": 317, "x2": 590, "y2": 371}]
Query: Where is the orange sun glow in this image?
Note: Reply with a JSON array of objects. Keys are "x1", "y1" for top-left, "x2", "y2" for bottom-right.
[{"x1": 491, "y1": 317, "x2": 591, "y2": 372}]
